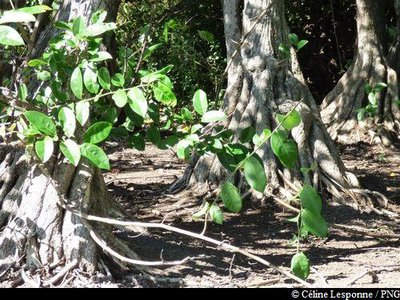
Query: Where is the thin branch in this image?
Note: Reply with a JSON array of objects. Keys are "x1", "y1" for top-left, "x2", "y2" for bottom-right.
[
  {"x1": 86, "y1": 221, "x2": 194, "y2": 267},
  {"x1": 331, "y1": 223, "x2": 400, "y2": 239},
  {"x1": 43, "y1": 259, "x2": 78, "y2": 287},
  {"x1": 347, "y1": 265, "x2": 400, "y2": 286},
  {"x1": 0, "y1": 88, "x2": 38, "y2": 111},
  {"x1": 57, "y1": 199, "x2": 312, "y2": 287}
]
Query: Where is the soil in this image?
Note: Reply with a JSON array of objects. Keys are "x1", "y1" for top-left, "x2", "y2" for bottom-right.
[{"x1": 1, "y1": 142, "x2": 400, "y2": 288}]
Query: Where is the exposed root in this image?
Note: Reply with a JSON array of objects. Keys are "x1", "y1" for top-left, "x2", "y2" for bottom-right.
[
  {"x1": 57, "y1": 203, "x2": 314, "y2": 287},
  {"x1": 0, "y1": 143, "x2": 144, "y2": 280},
  {"x1": 42, "y1": 259, "x2": 78, "y2": 287}
]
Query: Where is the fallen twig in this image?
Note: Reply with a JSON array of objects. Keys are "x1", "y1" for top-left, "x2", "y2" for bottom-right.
[
  {"x1": 86, "y1": 222, "x2": 194, "y2": 267},
  {"x1": 347, "y1": 265, "x2": 400, "y2": 286},
  {"x1": 58, "y1": 200, "x2": 313, "y2": 287},
  {"x1": 331, "y1": 224, "x2": 400, "y2": 239},
  {"x1": 43, "y1": 259, "x2": 78, "y2": 287}
]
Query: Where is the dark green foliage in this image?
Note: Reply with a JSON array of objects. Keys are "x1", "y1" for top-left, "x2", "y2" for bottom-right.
[{"x1": 116, "y1": 0, "x2": 225, "y2": 108}]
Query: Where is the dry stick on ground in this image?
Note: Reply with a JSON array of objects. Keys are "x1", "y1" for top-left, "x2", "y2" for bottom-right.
[
  {"x1": 347, "y1": 265, "x2": 400, "y2": 286},
  {"x1": 42, "y1": 260, "x2": 78, "y2": 287},
  {"x1": 57, "y1": 199, "x2": 312, "y2": 287},
  {"x1": 331, "y1": 224, "x2": 400, "y2": 239}
]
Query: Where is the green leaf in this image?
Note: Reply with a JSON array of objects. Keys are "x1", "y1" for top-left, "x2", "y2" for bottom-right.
[
  {"x1": 276, "y1": 110, "x2": 301, "y2": 130},
  {"x1": 84, "y1": 121, "x2": 112, "y2": 144},
  {"x1": 90, "y1": 51, "x2": 112, "y2": 62},
  {"x1": 147, "y1": 125, "x2": 160, "y2": 146},
  {"x1": 37, "y1": 70, "x2": 51, "y2": 81},
  {"x1": 28, "y1": 59, "x2": 46, "y2": 67},
  {"x1": 271, "y1": 131, "x2": 298, "y2": 168},
  {"x1": 191, "y1": 124, "x2": 203, "y2": 134},
  {"x1": 243, "y1": 156, "x2": 267, "y2": 193},
  {"x1": 201, "y1": 110, "x2": 227, "y2": 123},
  {"x1": 153, "y1": 82, "x2": 177, "y2": 106},
  {"x1": 198, "y1": 30, "x2": 214, "y2": 43},
  {"x1": 368, "y1": 93, "x2": 376, "y2": 105},
  {"x1": 220, "y1": 181, "x2": 242, "y2": 213},
  {"x1": 181, "y1": 108, "x2": 193, "y2": 122},
  {"x1": 98, "y1": 67, "x2": 111, "y2": 90},
  {"x1": 83, "y1": 67, "x2": 99, "y2": 94},
  {"x1": 364, "y1": 83, "x2": 372, "y2": 94},
  {"x1": 210, "y1": 204, "x2": 223, "y2": 224},
  {"x1": 374, "y1": 82, "x2": 387, "y2": 92},
  {"x1": 83, "y1": 22, "x2": 117, "y2": 37},
  {"x1": 217, "y1": 144, "x2": 249, "y2": 172},
  {"x1": 291, "y1": 252, "x2": 310, "y2": 280},
  {"x1": 0, "y1": 11, "x2": 36, "y2": 24},
  {"x1": 55, "y1": 21, "x2": 72, "y2": 30},
  {"x1": 24, "y1": 111, "x2": 56, "y2": 137},
  {"x1": 240, "y1": 127, "x2": 256, "y2": 143},
  {"x1": 288, "y1": 33, "x2": 299, "y2": 45},
  {"x1": 176, "y1": 140, "x2": 190, "y2": 160},
  {"x1": 18, "y1": 5, "x2": 52, "y2": 14},
  {"x1": 60, "y1": 139, "x2": 81, "y2": 166},
  {"x1": 112, "y1": 89, "x2": 127, "y2": 108},
  {"x1": 58, "y1": 107, "x2": 76, "y2": 138},
  {"x1": 252, "y1": 129, "x2": 272, "y2": 147},
  {"x1": 75, "y1": 101, "x2": 90, "y2": 126},
  {"x1": 90, "y1": 10, "x2": 107, "y2": 24},
  {"x1": 35, "y1": 136, "x2": 54, "y2": 163},
  {"x1": 18, "y1": 83, "x2": 28, "y2": 101},
  {"x1": 278, "y1": 44, "x2": 290, "y2": 54},
  {"x1": 127, "y1": 87, "x2": 148, "y2": 117},
  {"x1": 287, "y1": 214, "x2": 299, "y2": 223},
  {"x1": 301, "y1": 209, "x2": 328, "y2": 238},
  {"x1": 80, "y1": 143, "x2": 110, "y2": 170},
  {"x1": 296, "y1": 40, "x2": 308, "y2": 51},
  {"x1": 72, "y1": 16, "x2": 86, "y2": 36},
  {"x1": 143, "y1": 43, "x2": 163, "y2": 59},
  {"x1": 128, "y1": 133, "x2": 145, "y2": 151},
  {"x1": 193, "y1": 89, "x2": 208, "y2": 115},
  {"x1": 0, "y1": 25, "x2": 24, "y2": 46},
  {"x1": 192, "y1": 202, "x2": 210, "y2": 220},
  {"x1": 70, "y1": 67, "x2": 83, "y2": 99},
  {"x1": 356, "y1": 108, "x2": 366, "y2": 121},
  {"x1": 300, "y1": 184, "x2": 322, "y2": 216},
  {"x1": 212, "y1": 138, "x2": 223, "y2": 150},
  {"x1": 111, "y1": 73, "x2": 125, "y2": 87}
]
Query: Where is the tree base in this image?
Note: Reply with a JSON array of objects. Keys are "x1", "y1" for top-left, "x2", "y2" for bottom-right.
[
  {"x1": 321, "y1": 45, "x2": 400, "y2": 147},
  {"x1": 0, "y1": 143, "x2": 141, "y2": 282}
]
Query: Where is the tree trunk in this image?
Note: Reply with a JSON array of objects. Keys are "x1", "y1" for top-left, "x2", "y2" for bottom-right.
[
  {"x1": 320, "y1": 0, "x2": 400, "y2": 146},
  {"x1": 0, "y1": 0, "x2": 140, "y2": 278},
  {"x1": 389, "y1": 0, "x2": 400, "y2": 79},
  {"x1": 172, "y1": 0, "x2": 359, "y2": 204}
]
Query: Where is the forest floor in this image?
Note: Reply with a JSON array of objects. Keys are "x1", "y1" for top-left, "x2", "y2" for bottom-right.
[
  {"x1": 98, "y1": 141, "x2": 400, "y2": 288},
  {"x1": 1, "y1": 142, "x2": 400, "y2": 288}
]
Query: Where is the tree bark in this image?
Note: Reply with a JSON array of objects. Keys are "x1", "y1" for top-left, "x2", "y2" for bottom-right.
[
  {"x1": 321, "y1": 0, "x2": 400, "y2": 146},
  {"x1": 0, "y1": 0, "x2": 139, "y2": 278},
  {"x1": 172, "y1": 0, "x2": 359, "y2": 204}
]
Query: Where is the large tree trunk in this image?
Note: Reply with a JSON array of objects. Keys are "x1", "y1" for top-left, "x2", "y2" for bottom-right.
[
  {"x1": 172, "y1": 0, "x2": 359, "y2": 204},
  {"x1": 320, "y1": 0, "x2": 400, "y2": 146},
  {"x1": 389, "y1": 0, "x2": 400, "y2": 79},
  {"x1": 0, "y1": 0, "x2": 138, "y2": 279}
]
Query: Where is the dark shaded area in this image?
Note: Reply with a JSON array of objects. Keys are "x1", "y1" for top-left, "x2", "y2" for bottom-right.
[{"x1": 286, "y1": 0, "x2": 357, "y2": 103}]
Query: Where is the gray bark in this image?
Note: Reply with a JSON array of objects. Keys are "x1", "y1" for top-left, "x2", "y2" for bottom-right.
[
  {"x1": 0, "y1": 0, "x2": 130, "y2": 277},
  {"x1": 175, "y1": 0, "x2": 357, "y2": 201},
  {"x1": 321, "y1": 0, "x2": 400, "y2": 145}
]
